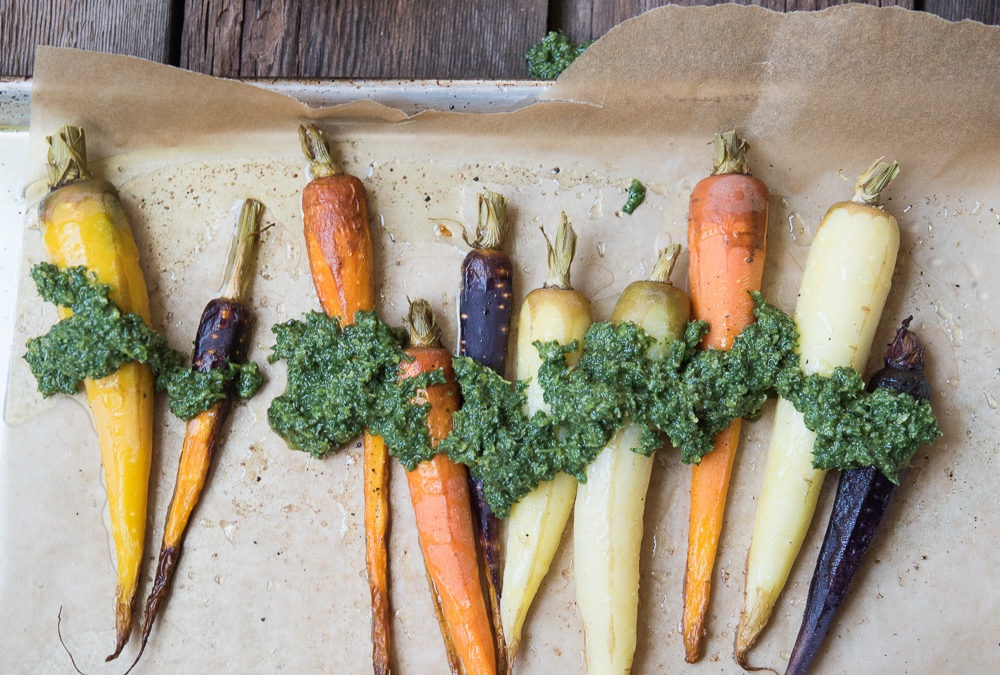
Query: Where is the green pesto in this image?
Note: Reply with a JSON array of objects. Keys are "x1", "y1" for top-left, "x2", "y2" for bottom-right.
[
  {"x1": 783, "y1": 368, "x2": 940, "y2": 483},
  {"x1": 263, "y1": 294, "x2": 939, "y2": 514},
  {"x1": 525, "y1": 31, "x2": 593, "y2": 79},
  {"x1": 24, "y1": 263, "x2": 262, "y2": 420},
  {"x1": 159, "y1": 361, "x2": 263, "y2": 419},
  {"x1": 530, "y1": 293, "x2": 938, "y2": 475},
  {"x1": 538, "y1": 322, "x2": 659, "y2": 458},
  {"x1": 438, "y1": 356, "x2": 557, "y2": 518},
  {"x1": 621, "y1": 179, "x2": 647, "y2": 215},
  {"x1": 266, "y1": 310, "x2": 440, "y2": 464}
]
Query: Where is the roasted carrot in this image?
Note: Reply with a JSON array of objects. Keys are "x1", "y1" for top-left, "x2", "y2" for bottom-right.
[
  {"x1": 786, "y1": 318, "x2": 931, "y2": 675},
  {"x1": 39, "y1": 125, "x2": 154, "y2": 660},
  {"x1": 574, "y1": 245, "x2": 690, "y2": 674},
  {"x1": 400, "y1": 299, "x2": 497, "y2": 675},
  {"x1": 458, "y1": 189, "x2": 513, "y2": 672},
  {"x1": 299, "y1": 123, "x2": 391, "y2": 673},
  {"x1": 735, "y1": 160, "x2": 900, "y2": 667},
  {"x1": 501, "y1": 213, "x2": 592, "y2": 663},
  {"x1": 125, "y1": 199, "x2": 262, "y2": 671},
  {"x1": 682, "y1": 130, "x2": 768, "y2": 663}
]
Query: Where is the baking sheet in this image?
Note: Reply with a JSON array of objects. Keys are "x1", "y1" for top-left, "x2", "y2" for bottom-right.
[{"x1": 3, "y1": 4, "x2": 999, "y2": 673}]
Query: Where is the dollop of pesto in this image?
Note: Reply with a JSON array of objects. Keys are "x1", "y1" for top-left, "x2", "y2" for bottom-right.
[
  {"x1": 530, "y1": 293, "x2": 938, "y2": 474},
  {"x1": 24, "y1": 263, "x2": 262, "y2": 419},
  {"x1": 159, "y1": 361, "x2": 263, "y2": 419},
  {"x1": 525, "y1": 31, "x2": 593, "y2": 79},
  {"x1": 266, "y1": 310, "x2": 440, "y2": 465},
  {"x1": 621, "y1": 179, "x2": 647, "y2": 215}
]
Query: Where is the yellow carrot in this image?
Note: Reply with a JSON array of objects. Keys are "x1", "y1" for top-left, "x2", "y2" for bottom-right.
[{"x1": 39, "y1": 125, "x2": 154, "y2": 660}]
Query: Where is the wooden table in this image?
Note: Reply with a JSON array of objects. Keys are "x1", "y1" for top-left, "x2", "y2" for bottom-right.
[{"x1": 2, "y1": 1, "x2": 998, "y2": 79}]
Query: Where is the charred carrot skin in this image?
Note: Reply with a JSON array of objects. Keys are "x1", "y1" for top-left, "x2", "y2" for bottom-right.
[
  {"x1": 39, "y1": 126, "x2": 154, "y2": 660},
  {"x1": 401, "y1": 301, "x2": 498, "y2": 675},
  {"x1": 785, "y1": 320, "x2": 931, "y2": 675},
  {"x1": 299, "y1": 124, "x2": 390, "y2": 674},
  {"x1": 458, "y1": 190, "x2": 512, "y2": 672},
  {"x1": 682, "y1": 131, "x2": 768, "y2": 663},
  {"x1": 163, "y1": 298, "x2": 253, "y2": 537}
]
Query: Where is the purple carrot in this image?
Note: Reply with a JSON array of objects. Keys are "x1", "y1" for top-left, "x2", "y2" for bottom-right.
[
  {"x1": 459, "y1": 189, "x2": 513, "y2": 673},
  {"x1": 785, "y1": 317, "x2": 932, "y2": 675}
]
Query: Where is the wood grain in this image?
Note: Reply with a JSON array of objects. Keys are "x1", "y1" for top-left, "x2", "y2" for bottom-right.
[
  {"x1": 0, "y1": 0, "x2": 174, "y2": 77},
  {"x1": 925, "y1": 0, "x2": 999, "y2": 23},
  {"x1": 180, "y1": 0, "x2": 549, "y2": 78},
  {"x1": 553, "y1": 0, "x2": 915, "y2": 44},
  {"x1": 1, "y1": 1, "x2": 999, "y2": 78}
]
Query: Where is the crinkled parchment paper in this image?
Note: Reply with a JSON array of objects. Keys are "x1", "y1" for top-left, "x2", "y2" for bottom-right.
[{"x1": 2, "y1": 4, "x2": 998, "y2": 673}]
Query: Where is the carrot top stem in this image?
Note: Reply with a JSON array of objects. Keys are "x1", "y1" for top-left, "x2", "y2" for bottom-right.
[
  {"x1": 298, "y1": 123, "x2": 341, "y2": 179},
  {"x1": 408, "y1": 299, "x2": 441, "y2": 348},
  {"x1": 542, "y1": 212, "x2": 577, "y2": 290},
  {"x1": 649, "y1": 243, "x2": 681, "y2": 283},
  {"x1": 851, "y1": 158, "x2": 900, "y2": 207},
  {"x1": 46, "y1": 125, "x2": 92, "y2": 190},
  {"x1": 219, "y1": 199, "x2": 263, "y2": 301},
  {"x1": 711, "y1": 130, "x2": 750, "y2": 176},
  {"x1": 464, "y1": 190, "x2": 509, "y2": 250}
]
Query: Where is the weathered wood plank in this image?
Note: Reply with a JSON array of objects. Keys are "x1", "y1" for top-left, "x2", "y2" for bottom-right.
[
  {"x1": 0, "y1": 0, "x2": 174, "y2": 77},
  {"x1": 553, "y1": 0, "x2": 916, "y2": 44},
  {"x1": 925, "y1": 0, "x2": 999, "y2": 24},
  {"x1": 180, "y1": 0, "x2": 550, "y2": 78},
  {"x1": 2, "y1": 1, "x2": 998, "y2": 79}
]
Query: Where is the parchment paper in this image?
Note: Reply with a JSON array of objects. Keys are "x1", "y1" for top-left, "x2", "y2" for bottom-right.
[{"x1": 3, "y1": 4, "x2": 998, "y2": 673}]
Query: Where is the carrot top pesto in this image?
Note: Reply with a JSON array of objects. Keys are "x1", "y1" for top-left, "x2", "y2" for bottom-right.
[
  {"x1": 266, "y1": 310, "x2": 442, "y2": 463},
  {"x1": 265, "y1": 294, "x2": 940, "y2": 516},
  {"x1": 28, "y1": 266, "x2": 939, "y2": 514},
  {"x1": 621, "y1": 179, "x2": 647, "y2": 215},
  {"x1": 24, "y1": 263, "x2": 263, "y2": 419}
]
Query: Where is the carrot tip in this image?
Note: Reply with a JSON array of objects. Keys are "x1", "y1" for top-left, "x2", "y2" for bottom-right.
[
  {"x1": 105, "y1": 593, "x2": 134, "y2": 661},
  {"x1": 683, "y1": 635, "x2": 703, "y2": 663},
  {"x1": 733, "y1": 648, "x2": 779, "y2": 675},
  {"x1": 105, "y1": 631, "x2": 128, "y2": 662}
]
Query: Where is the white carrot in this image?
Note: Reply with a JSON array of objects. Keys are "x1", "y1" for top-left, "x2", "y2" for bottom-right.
[
  {"x1": 734, "y1": 159, "x2": 901, "y2": 666},
  {"x1": 573, "y1": 245, "x2": 690, "y2": 674},
  {"x1": 501, "y1": 213, "x2": 592, "y2": 664}
]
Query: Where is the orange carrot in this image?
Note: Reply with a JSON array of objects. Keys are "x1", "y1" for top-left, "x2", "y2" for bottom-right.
[
  {"x1": 399, "y1": 300, "x2": 497, "y2": 675},
  {"x1": 299, "y1": 124, "x2": 391, "y2": 673},
  {"x1": 682, "y1": 130, "x2": 768, "y2": 662}
]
